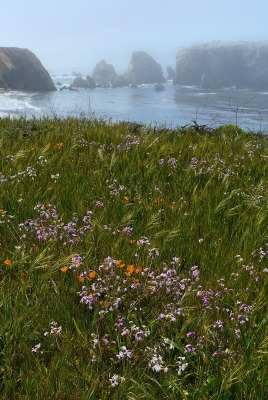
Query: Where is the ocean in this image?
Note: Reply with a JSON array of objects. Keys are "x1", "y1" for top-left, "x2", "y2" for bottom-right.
[{"x1": 1, "y1": 76, "x2": 268, "y2": 132}]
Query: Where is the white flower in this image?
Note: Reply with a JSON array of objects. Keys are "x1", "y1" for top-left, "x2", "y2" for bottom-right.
[{"x1": 32, "y1": 343, "x2": 43, "y2": 353}]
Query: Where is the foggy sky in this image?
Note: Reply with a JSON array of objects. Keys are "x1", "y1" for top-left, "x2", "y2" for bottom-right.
[{"x1": 2, "y1": 0, "x2": 268, "y2": 75}]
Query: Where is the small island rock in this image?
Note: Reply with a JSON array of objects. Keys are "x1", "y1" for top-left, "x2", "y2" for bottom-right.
[
  {"x1": 92, "y1": 60, "x2": 118, "y2": 87},
  {"x1": 0, "y1": 47, "x2": 56, "y2": 91},
  {"x1": 70, "y1": 76, "x2": 96, "y2": 89},
  {"x1": 125, "y1": 51, "x2": 166, "y2": 84}
]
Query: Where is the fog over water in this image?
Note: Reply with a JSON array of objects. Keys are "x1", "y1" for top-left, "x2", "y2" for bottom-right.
[{"x1": 1, "y1": 0, "x2": 268, "y2": 75}]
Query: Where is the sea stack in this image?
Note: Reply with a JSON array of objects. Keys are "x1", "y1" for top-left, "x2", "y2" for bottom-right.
[
  {"x1": 125, "y1": 51, "x2": 166, "y2": 84},
  {"x1": 0, "y1": 47, "x2": 56, "y2": 91}
]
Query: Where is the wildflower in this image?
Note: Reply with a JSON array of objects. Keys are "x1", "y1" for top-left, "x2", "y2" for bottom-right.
[
  {"x1": 190, "y1": 157, "x2": 199, "y2": 171},
  {"x1": 77, "y1": 275, "x2": 85, "y2": 283},
  {"x1": 95, "y1": 200, "x2": 104, "y2": 207},
  {"x1": 32, "y1": 343, "x2": 43, "y2": 354},
  {"x1": 41, "y1": 264, "x2": 49, "y2": 270},
  {"x1": 171, "y1": 257, "x2": 180, "y2": 265},
  {"x1": 116, "y1": 346, "x2": 132, "y2": 360},
  {"x1": 148, "y1": 352, "x2": 167, "y2": 372},
  {"x1": 77, "y1": 137, "x2": 88, "y2": 147},
  {"x1": 60, "y1": 266, "x2": 68, "y2": 273},
  {"x1": 4, "y1": 259, "x2": 13, "y2": 267},
  {"x1": 123, "y1": 196, "x2": 129, "y2": 201},
  {"x1": 234, "y1": 329, "x2": 241, "y2": 339},
  {"x1": 123, "y1": 226, "x2": 133, "y2": 235},
  {"x1": 91, "y1": 333, "x2": 99, "y2": 348},
  {"x1": 51, "y1": 173, "x2": 60, "y2": 182},
  {"x1": 191, "y1": 265, "x2": 200, "y2": 281},
  {"x1": 213, "y1": 320, "x2": 224, "y2": 329},
  {"x1": 137, "y1": 236, "x2": 150, "y2": 246},
  {"x1": 184, "y1": 344, "x2": 196, "y2": 354},
  {"x1": 100, "y1": 301, "x2": 111, "y2": 308},
  {"x1": 177, "y1": 356, "x2": 188, "y2": 376},
  {"x1": 70, "y1": 254, "x2": 83, "y2": 269},
  {"x1": 186, "y1": 331, "x2": 197, "y2": 339},
  {"x1": 163, "y1": 338, "x2": 175, "y2": 349},
  {"x1": 167, "y1": 157, "x2": 177, "y2": 168},
  {"x1": 109, "y1": 374, "x2": 125, "y2": 387},
  {"x1": 44, "y1": 321, "x2": 62, "y2": 336},
  {"x1": 89, "y1": 271, "x2": 96, "y2": 280},
  {"x1": 126, "y1": 265, "x2": 135, "y2": 276},
  {"x1": 148, "y1": 248, "x2": 159, "y2": 259},
  {"x1": 56, "y1": 142, "x2": 63, "y2": 149},
  {"x1": 0, "y1": 208, "x2": 4, "y2": 213}
]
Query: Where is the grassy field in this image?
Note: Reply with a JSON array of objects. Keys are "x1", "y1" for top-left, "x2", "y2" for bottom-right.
[{"x1": 0, "y1": 117, "x2": 267, "y2": 399}]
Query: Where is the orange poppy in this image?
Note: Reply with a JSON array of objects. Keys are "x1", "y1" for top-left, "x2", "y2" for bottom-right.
[
  {"x1": 4, "y1": 259, "x2": 12, "y2": 267},
  {"x1": 89, "y1": 271, "x2": 96, "y2": 279},
  {"x1": 100, "y1": 301, "x2": 111, "y2": 307},
  {"x1": 125, "y1": 264, "x2": 135, "y2": 276}
]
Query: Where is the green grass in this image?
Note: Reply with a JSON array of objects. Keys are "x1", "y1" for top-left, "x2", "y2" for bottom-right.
[{"x1": 0, "y1": 117, "x2": 267, "y2": 399}]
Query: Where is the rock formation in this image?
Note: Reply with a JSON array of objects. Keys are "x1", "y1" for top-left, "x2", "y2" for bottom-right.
[
  {"x1": 92, "y1": 60, "x2": 118, "y2": 87},
  {"x1": 125, "y1": 51, "x2": 166, "y2": 84},
  {"x1": 70, "y1": 76, "x2": 96, "y2": 89},
  {"x1": 154, "y1": 83, "x2": 165, "y2": 91},
  {"x1": 166, "y1": 66, "x2": 176, "y2": 80},
  {"x1": 174, "y1": 41, "x2": 268, "y2": 89},
  {"x1": 0, "y1": 47, "x2": 56, "y2": 91}
]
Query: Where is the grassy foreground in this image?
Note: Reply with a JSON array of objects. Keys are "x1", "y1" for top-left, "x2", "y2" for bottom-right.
[{"x1": 0, "y1": 117, "x2": 267, "y2": 399}]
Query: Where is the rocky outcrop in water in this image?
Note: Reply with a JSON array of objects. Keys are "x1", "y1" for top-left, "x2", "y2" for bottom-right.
[
  {"x1": 125, "y1": 51, "x2": 166, "y2": 84},
  {"x1": 92, "y1": 60, "x2": 118, "y2": 87},
  {"x1": 166, "y1": 66, "x2": 176, "y2": 81},
  {"x1": 0, "y1": 47, "x2": 56, "y2": 91},
  {"x1": 174, "y1": 41, "x2": 268, "y2": 89},
  {"x1": 70, "y1": 76, "x2": 96, "y2": 89}
]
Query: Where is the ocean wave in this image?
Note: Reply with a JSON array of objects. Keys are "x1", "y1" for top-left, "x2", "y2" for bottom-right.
[{"x1": 0, "y1": 91, "x2": 41, "y2": 117}]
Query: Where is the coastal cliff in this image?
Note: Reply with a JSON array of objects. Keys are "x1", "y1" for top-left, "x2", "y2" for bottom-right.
[
  {"x1": 174, "y1": 41, "x2": 268, "y2": 89},
  {"x1": 0, "y1": 47, "x2": 56, "y2": 91}
]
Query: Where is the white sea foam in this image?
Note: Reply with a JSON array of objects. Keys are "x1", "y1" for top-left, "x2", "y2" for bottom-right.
[
  {"x1": 196, "y1": 92, "x2": 217, "y2": 96},
  {"x1": 0, "y1": 91, "x2": 41, "y2": 117}
]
